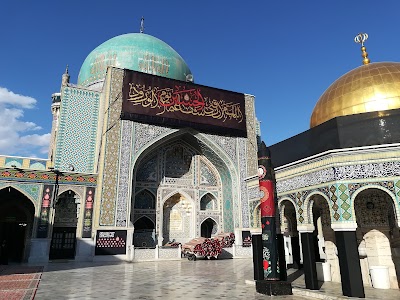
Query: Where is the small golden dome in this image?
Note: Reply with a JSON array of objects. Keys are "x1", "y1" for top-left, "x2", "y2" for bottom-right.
[{"x1": 310, "y1": 62, "x2": 400, "y2": 128}]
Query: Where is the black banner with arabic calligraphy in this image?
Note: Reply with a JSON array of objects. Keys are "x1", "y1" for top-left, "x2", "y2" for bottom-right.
[{"x1": 121, "y1": 70, "x2": 247, "y2": 137}]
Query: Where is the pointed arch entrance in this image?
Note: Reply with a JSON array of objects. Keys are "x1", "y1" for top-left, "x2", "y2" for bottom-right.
[
  {"x1": 279, "y1": 199, "x2": 301, "y2": 269},
  {"x1": 49, "y1": 190, "x2": 79, "y2": 260},
  {"x1": 201, "y1": 218, "x2": 217, "y2": 238},
  {"x1": 133, "y1": 216, "x2": 155, "y2": 248},
  {"x1": 0, "y1": 187, "x2": 35, "y2": 263},
  {"x1": 354, "y1": 188, "x2": 400, "y2": 289},
  {"x1": 131, "y1": 130, "x2": 233, "y2": 246}
]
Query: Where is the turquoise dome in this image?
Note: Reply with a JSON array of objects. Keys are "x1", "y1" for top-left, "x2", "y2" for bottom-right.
[{"x1": 78, "y1": 33, "x2": 192, "y2": 87}]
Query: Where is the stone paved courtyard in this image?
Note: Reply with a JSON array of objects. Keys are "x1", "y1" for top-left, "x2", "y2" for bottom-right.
[{"x1": 34, "y1": 258, "x2": 304, "y2": 299}]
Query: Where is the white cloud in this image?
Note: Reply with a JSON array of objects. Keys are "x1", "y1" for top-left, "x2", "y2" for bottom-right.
[
  {"x1": 0, "y1": 87, "x2": 36, "y2": 108},
  {"x1": 0, "y1": 87, "x2": 50, "y2": 158}
]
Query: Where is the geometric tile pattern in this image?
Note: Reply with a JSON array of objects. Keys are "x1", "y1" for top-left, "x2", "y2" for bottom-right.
[
  {"x1": 13, "y1": 183, "x2": 41, "y2": 205},
  {"x1": 0, "y1": 169, "x2": 96, "y2": 186},
  {"x1": 244, "y1": 94, "x2": 258, "y2": 177},
  {"x1": 55, "y1": 87, "x2": 100, "y2": 173},
  {"x1": 99, "y1": 69, "x2": 124, "y2": 226},
  {"x1": 328, "y1": 184, "x2": 340, "y2": 221},
  {"x1": 0, "y1": 182, "x2": 41, "y2": 205},
  {"x1": 238, "y1": 137, "x2": 249, "y2": 228},
  {"x1": 297, "y1": 192, "x2": 304, "y2": 223},
  {"x1": 197, "y1": 138, "x2": 236, "y2": 232},
  {"x1": 348, "y1": 181, "x2": 395, "y2": 196},
  {"x1": 277, "y1": 161, "x2": 400, "y2": 194},
  {"x1": 116, "y1": 121, "x2": 133, "y2": 227},
  {"x1": 354, "y1": 188, "x2": 392, "y2": 228},
  {"x1": 338, "y1": 184, "x2": 351, "y2": 221}
]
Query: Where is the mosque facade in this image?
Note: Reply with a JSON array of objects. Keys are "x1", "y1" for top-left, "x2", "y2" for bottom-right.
[{"x1": 0, "y1": 31, "x2": 260, "y2": 264}]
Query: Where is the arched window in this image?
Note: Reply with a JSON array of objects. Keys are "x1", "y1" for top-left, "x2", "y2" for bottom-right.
[
  {"x1": 200, "y1": 193, "x2": 216, "y2": 210},
  {"x1": 134, "y1": 190, "x2": 155, "y2": 209}
]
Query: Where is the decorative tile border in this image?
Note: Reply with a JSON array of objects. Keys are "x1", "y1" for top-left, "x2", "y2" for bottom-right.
[{"x1": 0, "y1": 169, "x2": 96, "y2": 186}]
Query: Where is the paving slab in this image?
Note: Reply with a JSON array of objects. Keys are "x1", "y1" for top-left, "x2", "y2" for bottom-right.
[{"x1": 31, "y1": 258, "x2": 400, "y2": 299}]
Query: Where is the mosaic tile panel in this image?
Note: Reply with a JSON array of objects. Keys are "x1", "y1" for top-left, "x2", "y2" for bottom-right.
[
  {"x1": 197, "y1": 139, "x2": 236, "y2": 232},
  {"x1": 29, "y1": 160, "x2": 46, "y2": 170},
  {"x1": 199, "y1": 190, "x2": 219, "y2": 200},
  {"x1": 277, "y1": 167, "x2": 334, "y2": 193},
  {"x1": 54, "y1": 86, "x2": 100, "y2": 173},
  {"x1": 0, "y1": 182, "x2": 41, "y2": 205},
  {"x1": 249, "y1": 199, "x2": 260, "y2": 228},
  {"x1": 137, "y1": 155, "x2": 158, "y2": 182},
  {"x1": 133, "y1": 123, "x2": 175, "y2": 155},
  {"x1": 338, "y1": 184, "x2": 351, "y2": 221},
  {"x1": 99, "y1": 69, "x2": 124, "y2": 226},
  {"x1": 200, "y1": 159, "x2": 218, "y2": 186},
  {"x1": 329, "y1": 184, "x2": 340, "y2": 222},
  {"x1": 14, "y1": 183, "x2": 41, "y2": 204},
  {"x1": 296, "y1": 192, "x2": 304, "y2": 223},
  {"x1": 134, "y1": 190, "x2": 156, "y2": 209},
  {"x1": 238, "y1": 137, "x2": 249, "y2": 228},
  {"x1": 116, "y1": 121, "x2": 133, "y2": 227},
  {"x1": 247, "y1": 186, "x2": 260, "y2": 200},
  {"x1": 131, "y1": 118, "x2": 243, "y2": 234},
  {"x1": 4, "y1": 157, "x2": 23, "y2": 168},
  {"x1": 204, "y1": 134, "x2": 237, "y2": 164},
  {"x1": 200, "y1": 194, "x2": 217, "y2": 210},
  {"x1": 354, "y1": 189, "x2": 393, "y2": 227},
  {"x1": 348, "y1": 181, "x2": 395, "y2": 196},
  {"x1": 334, "y1": 161, "x2": 400, "y2": 180},
  {"x1": 244, "y1": 94, "x2": 258, "y2": 177},
  {"x1": 277, "y1": 160, "x2": 400, "y2": 195}
]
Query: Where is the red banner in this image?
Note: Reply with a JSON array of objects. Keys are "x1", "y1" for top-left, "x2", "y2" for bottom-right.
[{"x1": 259, "y1": 180, "x2": 275, "y2": 217}]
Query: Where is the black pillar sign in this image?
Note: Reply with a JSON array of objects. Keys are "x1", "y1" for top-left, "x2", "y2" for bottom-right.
[
  {"x1": 242, "y1": 230, "x2": 252, "y2": 247},
  {"x1": 95, "y1": 230, "x2": 127, "y2": 255}
]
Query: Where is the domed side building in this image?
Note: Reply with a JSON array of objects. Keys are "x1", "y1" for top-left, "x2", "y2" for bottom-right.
[
  {"x1": 0, "y1": 30, "x2": 261, "y2": 264},
  {"x1": 270, "y1": 36, "x2": 400, "y2": 296}
]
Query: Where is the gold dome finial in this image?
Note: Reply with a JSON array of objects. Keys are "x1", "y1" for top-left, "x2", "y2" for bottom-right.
[{"x1": 354, "y1": 33, "x2": 370, "y2": 65}]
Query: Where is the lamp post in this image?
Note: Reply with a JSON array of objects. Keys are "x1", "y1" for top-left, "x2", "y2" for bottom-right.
[{"x1": 48, "y1": 168, "x2": 62, "y2": 208}]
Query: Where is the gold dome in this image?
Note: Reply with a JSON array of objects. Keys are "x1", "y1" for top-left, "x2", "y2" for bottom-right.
[{"x1": 310, "y1": 62, "x2": 400, "y2": 127}]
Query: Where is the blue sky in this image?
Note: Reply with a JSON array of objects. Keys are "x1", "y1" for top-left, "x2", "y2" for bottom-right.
[{"x1": 1, "y1": 1, "x2": 399, "y2": 158}]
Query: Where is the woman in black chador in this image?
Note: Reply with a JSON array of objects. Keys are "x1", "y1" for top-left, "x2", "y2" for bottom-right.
[{"x1": 0, "y1": 240, "x2": 8, "y2": 265}]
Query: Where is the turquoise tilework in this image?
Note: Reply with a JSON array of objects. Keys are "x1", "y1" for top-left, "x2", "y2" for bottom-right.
[
  {"x1": 54, "y1": 87, "x2": 100, "y2": 173},
  {"x1": 199, "y1": 144, "x2": 234, "y2": 232},
  {"x1": 5, "y1": 158, "x2": 23, "y2": 168},
  {"x1": 29, "y1": 160, "x2": 46, "y2": 170},
  {"x1": 0, "y1": 182, "x2": 41, "y2": 205}
]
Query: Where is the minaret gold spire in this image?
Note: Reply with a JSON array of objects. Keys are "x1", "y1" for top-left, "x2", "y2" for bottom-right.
[
  {"x1": 140, "y1": 16, "x2": 144, "y2": 33},
  {"x1": 354, "y1": 33, "x2": 370, "y2": 65}
]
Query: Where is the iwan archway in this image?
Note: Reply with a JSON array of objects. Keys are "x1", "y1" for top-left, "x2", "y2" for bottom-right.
[
  {"x1": 0, "y1": 187, "x2": 35, "y2": 263},
  {"x1": 130, "y1": 130, "x2": 236, "y2": 246}
]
